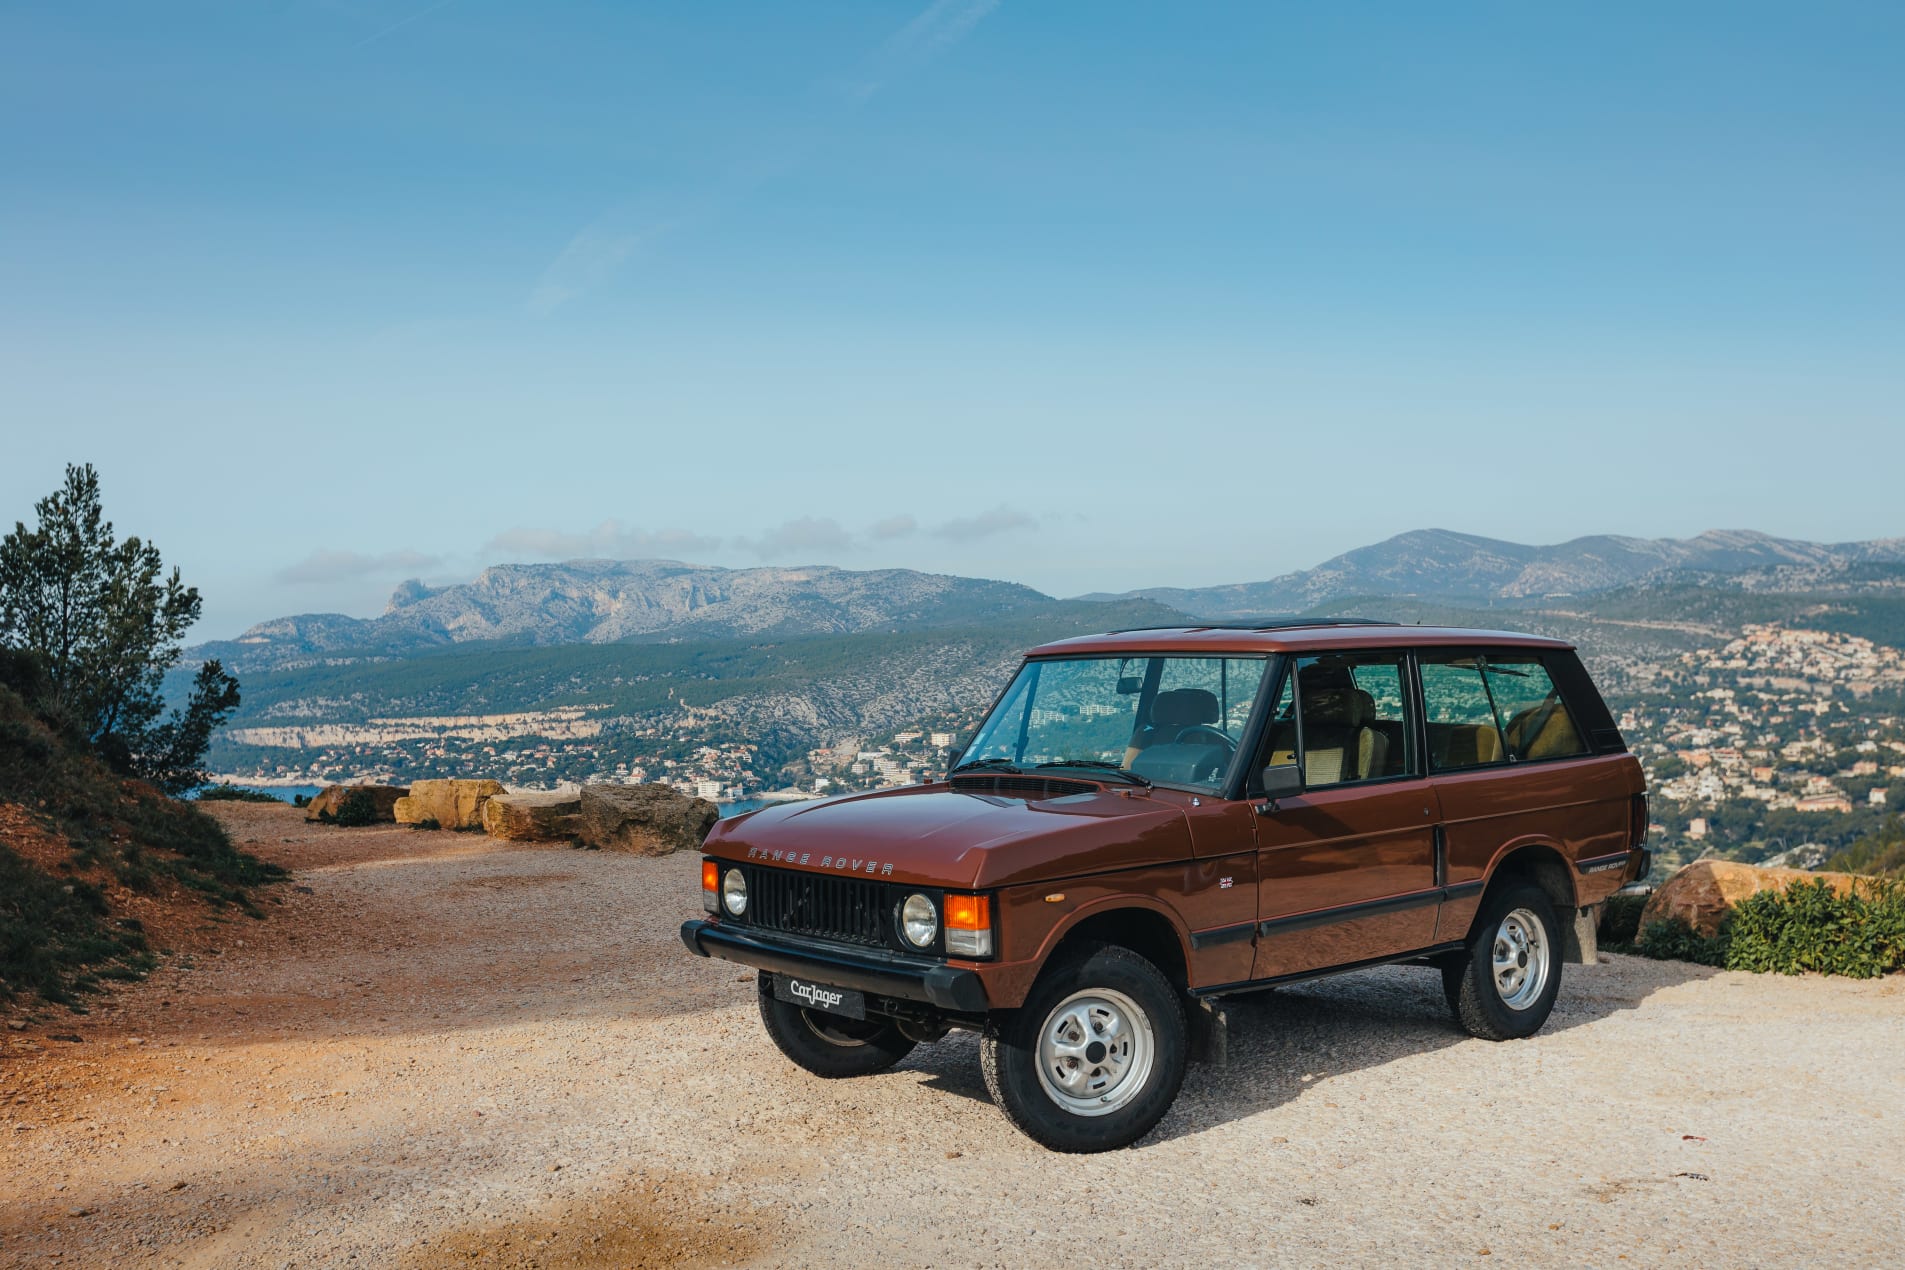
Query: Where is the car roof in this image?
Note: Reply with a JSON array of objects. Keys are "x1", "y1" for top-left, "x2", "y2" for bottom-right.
[{"x1": 1025, "y1": 620, "x2": 1574, "y2": 658}]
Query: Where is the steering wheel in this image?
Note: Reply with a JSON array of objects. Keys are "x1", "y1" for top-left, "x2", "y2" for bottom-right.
[{"x1": 1174, "y1": 725, "x2": 1235, "y2": 753}]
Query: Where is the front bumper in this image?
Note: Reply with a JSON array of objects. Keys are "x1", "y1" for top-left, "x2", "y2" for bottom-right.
[{"x1": 680, "y1": 919, "x2": 990, "y2": 1014}]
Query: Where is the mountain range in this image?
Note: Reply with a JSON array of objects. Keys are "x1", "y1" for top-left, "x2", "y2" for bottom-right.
[
  {"x1": 191, "y1": 527, "x2": 1905, "y2": 783},
  {"x1": 194, "y1": 528, "x2": 1905, "y2": 674},
  {"x1": 195, "y1": 561, "x2": 1055, "y2": 673},
  {"x1": 1078, "y1": 528, "x2": 1905, "y2": 618}
]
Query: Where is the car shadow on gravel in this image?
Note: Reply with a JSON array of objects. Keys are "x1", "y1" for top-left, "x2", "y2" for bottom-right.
[{"x1": 1132, "y1": 954, "x2": 1722, "y2": 1147}]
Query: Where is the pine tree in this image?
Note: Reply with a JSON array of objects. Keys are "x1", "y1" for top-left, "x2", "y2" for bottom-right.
[{"x1": 0, "y1": 463, "x2": 241, "y2": 793}]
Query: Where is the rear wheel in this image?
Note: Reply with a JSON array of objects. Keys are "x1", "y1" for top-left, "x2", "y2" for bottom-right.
[
  {"x1": 756, "y1": 973, "x2": 915, "y2": 1078},
  {"x1": 980, "y1": 943, "x2": 1187, "y2": 1153},
  {"x1": 1442, "y1": 881, "x2": 1562, "y2": 1041}
]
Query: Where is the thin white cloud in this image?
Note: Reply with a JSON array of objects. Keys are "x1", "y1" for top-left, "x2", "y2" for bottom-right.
[
  {"x1": 527, "y1": 202, "x2": 692, "y2": 319},
  {"x1": 353, "y1": 0, "x2": 458, "y2": 50},
  {"x1": 525, "y1": 0, "x2": 1001, "y2": 314},
  {"x1": 277, "y1": 548, "x2": 441, "y2": 586},
  {"x1": 845, "y1": 0, "x2": 1002, "y2": 102},
  {"x1": 485, "y1": 520, "x2": 723, "y2": 561},
  {"x1": 868, "y1": 514, "x2": 920, "y2": 540},
  {"x1": 933, "y1": 504, "x2": 1035, "y2": 542},
  {"x1": 737, "y1": 517, "x2": 857, "y2": 560}
]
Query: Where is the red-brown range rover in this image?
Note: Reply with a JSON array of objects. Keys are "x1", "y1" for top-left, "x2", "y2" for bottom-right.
[{"x1": 681, "y1": 621, "x2": 1650, "y2": 1152}]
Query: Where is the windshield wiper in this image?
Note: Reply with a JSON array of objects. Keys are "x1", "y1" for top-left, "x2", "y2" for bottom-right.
[
  {"x1": 950, "y1": 757, "x2": 1023, "y2": 776},
  {"x1": 1034, "y1": 759, "x2": 1152, "y2": 788}
]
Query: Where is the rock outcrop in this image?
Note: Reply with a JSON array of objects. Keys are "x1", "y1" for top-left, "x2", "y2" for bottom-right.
[
  {"x1": 576, "y1": 783, "x2": 719, "y2": 855},
  {"x1": 481, "y1": 790, "x2": 582, "y2": 841},
  {"x1": 1639, "y1": 860, "x2": 1868, "y2": 936},
  {"x1": 304, "y1": 784, "x2": 407, "y2": 823},
  {"x1": 393, "y1": 779, "x2": 505, "y2": 830}
]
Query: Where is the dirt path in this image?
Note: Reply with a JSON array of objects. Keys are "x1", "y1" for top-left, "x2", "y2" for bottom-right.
[{"x1": 4, "y1": 804, "x2": 1903, "y2": 1267}]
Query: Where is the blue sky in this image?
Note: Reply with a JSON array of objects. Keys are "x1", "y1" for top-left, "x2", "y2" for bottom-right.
[{"x1": 3, "y1": 1, "x2": 1901, "y2": 638}]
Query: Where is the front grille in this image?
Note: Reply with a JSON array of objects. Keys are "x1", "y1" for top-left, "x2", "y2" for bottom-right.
[
  {"x1": 949, "y1": 774, "x2": 1095, "y2": 800},
  {"x1": 745, "y1": 865, "x2": 893, "y2": 948}
]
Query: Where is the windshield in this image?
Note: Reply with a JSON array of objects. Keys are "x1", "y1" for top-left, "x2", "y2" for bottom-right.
[{"x1": 959, "y1": 655, "x2": 1269, "y2": 792}]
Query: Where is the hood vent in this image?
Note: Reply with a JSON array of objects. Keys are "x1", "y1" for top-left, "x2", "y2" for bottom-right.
[{"x1": 949, "y1": 774, "x2": 1096, "y2": 800}]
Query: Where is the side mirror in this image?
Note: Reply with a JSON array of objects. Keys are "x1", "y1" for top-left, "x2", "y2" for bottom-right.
[{"x1": 1256, "y1": 763, "x2": 1302, "y2": 814}]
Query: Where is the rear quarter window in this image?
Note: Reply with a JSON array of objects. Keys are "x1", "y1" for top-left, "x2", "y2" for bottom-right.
[{"x1": 1483, "y1": 656, "x2": 1589, "y2": 761}]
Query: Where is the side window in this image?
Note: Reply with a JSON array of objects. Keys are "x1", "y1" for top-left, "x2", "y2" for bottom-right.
[
  {"x1": 1484, "y1": 657, "x2": 1588, "y2": 761},
  {"x1": 1420, "y1": 655, "x2": 1507, "y2": 772},
  {"x1": 1292, "y1": 651, "x2": 1413, "y2": 788}
]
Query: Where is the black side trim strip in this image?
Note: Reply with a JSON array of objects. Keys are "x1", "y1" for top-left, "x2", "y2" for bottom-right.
[
  {"x1": 1259, "y1": 888, "x2": 1443, "y2": 937},
  {"x1": 1442, "y1": 880, "x2": 1484, "y2": 900},
  {"x1": 1575, "y1": 851, "x2": 1633, "y2": 875},
  {"x1": 1194, "y1": 941, "x2": 1466, "y2": 998},
  {"x1": 1189, "y1": 922, "x2": 1257, "y2": 950}
]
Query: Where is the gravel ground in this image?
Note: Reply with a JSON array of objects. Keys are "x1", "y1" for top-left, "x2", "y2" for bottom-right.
[{"x1": 3, "y1": 803, "x2": 1902, "y2": 1267}]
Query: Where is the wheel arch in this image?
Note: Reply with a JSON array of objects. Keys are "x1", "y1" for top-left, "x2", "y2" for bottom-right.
[
  {"x1": 1478, "y1": 839, "x2": 1578, "y2": 932},
  {"x1": 1041, "y1": 900, "x2": 1191, "y2": 993}
]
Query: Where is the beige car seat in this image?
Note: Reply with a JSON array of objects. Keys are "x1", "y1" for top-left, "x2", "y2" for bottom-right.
[
  {"x1": 1122, "y1": 688, "x2": 1221, "y2": 767},
  {"x1": 1298, "y1": 686, "x2": 1383, "y2": 785}
]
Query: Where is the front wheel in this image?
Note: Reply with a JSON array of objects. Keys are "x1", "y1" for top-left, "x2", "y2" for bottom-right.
[
  {"x1": 980, "y1": 943, "x2": 1187, "y2": 1153},
  {"x1": 756, "y1": 974, "x2": 916, "y2": 1078},
  {"x1": 1442, "y1": 881, "x2": 1562, "y2": 1041}
]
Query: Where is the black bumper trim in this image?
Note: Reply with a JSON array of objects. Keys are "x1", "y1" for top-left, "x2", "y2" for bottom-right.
[{"x1": 680, "y1": 920, "x2": 989, "y2": 1013}]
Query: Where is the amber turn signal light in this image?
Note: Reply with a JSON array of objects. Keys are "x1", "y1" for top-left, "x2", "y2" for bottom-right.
[
  {"x1": 701, "y1": 859, "x2": 719, "y2": 913},
  {"x1": 944, "y1": 893, "x2": 992, "y2": 958},
  {"x1": 945, "y1": 893, "x2": 988, "y2": 930}
]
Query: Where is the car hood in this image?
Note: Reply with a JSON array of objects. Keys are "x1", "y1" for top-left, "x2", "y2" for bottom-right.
[{"x1": 703, "y1": 783, "x2": 1194, "y2": 889}]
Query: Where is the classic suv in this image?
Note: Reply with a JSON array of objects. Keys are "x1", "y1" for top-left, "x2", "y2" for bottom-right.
[{"x1": 680, "y1": 621, "x2": 1649, "y2": 1152}]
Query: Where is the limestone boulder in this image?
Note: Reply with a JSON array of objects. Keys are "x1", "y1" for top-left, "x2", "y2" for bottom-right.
[
  {"x1": 304, "y1": 783, "x2": 407, "y2": 823},
  {"x1": 481, "y1": 790, "x2": 583, "y2": 842},
  {"x1": 576, "y1": 783, "x2": 719, "y2": 856},
  {"x1": 1638, "y1": 860, "x2": 1866, "y2": 937},
  {"x1": 393, "y1": 779, "x2": 505, "y2": 830}
]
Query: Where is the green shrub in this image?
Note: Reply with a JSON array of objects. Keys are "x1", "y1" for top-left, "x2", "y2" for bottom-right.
[
  {"x1": 326, "y1": 788, "x2": 380, "y2": 828},
  {"x1": 1598, "y1": 891, "x2": 1649, "y2": 947},
  {"x1": 292, "y1": 793, "x2": 312, "y2": 808},
  {"x1": 1636, "y1": 919, "x2": 1729, "y2": 967},
  {"x1": 1725, "y1": 879, "x2": 1905, "y2": 979},
  {"x1": 197, "y1": 784, "x2": 283, "y2": 804},
  {"x1": 1634, "y1": 879, "x2": 1905, "y2": 978}
]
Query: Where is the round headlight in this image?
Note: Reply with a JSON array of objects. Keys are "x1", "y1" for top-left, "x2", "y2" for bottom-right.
[
  {"x1": 722, "y1": 868, "x2": 748, "y2": 916},
  {"x1": 900, "y1": 893, "x2": 938, "y2": 947}
]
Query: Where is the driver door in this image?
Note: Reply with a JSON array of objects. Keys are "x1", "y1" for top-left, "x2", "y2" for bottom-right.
[{"x1": 1249, "y1": 651, "x2": 1442, "y2": 980}]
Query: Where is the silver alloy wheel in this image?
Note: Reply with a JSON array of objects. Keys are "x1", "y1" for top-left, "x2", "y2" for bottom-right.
[
  {"x1": 1492, "y1": 907, "x2": 1551, "y2": 1011},
  {"x1": 1034, "y1": 988, "x2": 1155, "y2": 1117}
]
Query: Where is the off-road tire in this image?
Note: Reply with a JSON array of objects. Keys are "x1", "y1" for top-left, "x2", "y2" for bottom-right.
[
  {"x1": 1442, "y1": 881, "x2": 1562, "y2": 1041},
  {"x1": 756, "y1": 973, "x2": 915, "y2": 1078},
  {"x1": 980, "y1": 943, "x2": 1187, "y2": 1153}
]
